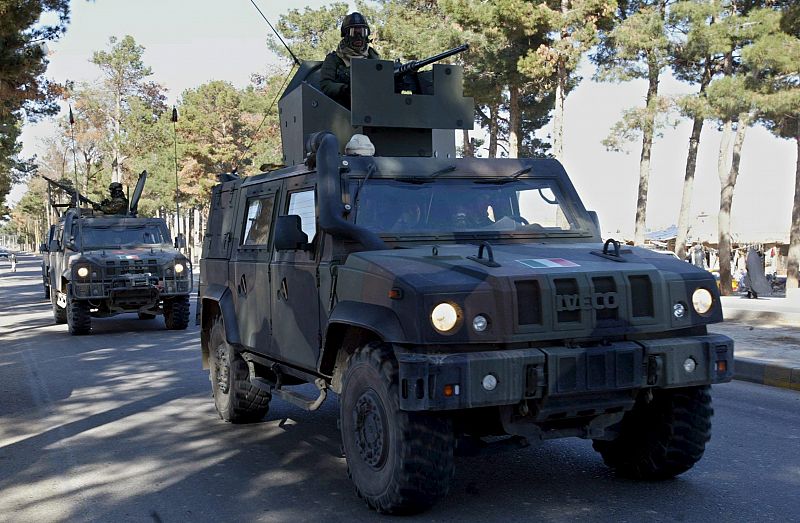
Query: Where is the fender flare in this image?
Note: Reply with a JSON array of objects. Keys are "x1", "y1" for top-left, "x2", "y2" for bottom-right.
[
  {"x1": 324, "y1": 300, "x2": 407, "y2": 346},
  {"x1": 200, "y1": 284, "x2": 241, "y2": 346}
]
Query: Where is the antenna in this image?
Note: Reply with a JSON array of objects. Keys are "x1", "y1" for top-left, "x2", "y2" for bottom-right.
[
  {"x1": 171, "y1": 106, "x2": 182, "y2": 248},
  {"x1": 68, "y1": 105, "x2": 84, "y2": 254},
  {"x1": 249, "y1": 0, "x2": 301, "y2": 66}
]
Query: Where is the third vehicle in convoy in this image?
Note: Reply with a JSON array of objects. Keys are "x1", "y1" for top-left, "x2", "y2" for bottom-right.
[{"x1": 198, "y1": 44, "x2": 734, "y2": 514}]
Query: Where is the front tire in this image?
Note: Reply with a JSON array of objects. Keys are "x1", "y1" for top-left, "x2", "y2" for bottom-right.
[
  {"x1": 164, "y1": 295, "x2": 190, "y2": 330},
  {"x1": 592, "y1": 385, "x2": 713, "y2": 479},
  {"x1": 51, "y1": 286, "x2": 66, "y2": 324},
  {"x1": 208, "y1": 317, "x2": 270, "y2": 423},
  {"x1": 67, "y1": 296, "x2": 92, "y2": 335},
  {"x1": 340, "y1": 343, "x2": 455, "y2": 514}
]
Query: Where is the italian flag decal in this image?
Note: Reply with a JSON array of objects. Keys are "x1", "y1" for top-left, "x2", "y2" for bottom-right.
[{"x1": 517, "y1": 258, "x2": 580, "y2": 269}]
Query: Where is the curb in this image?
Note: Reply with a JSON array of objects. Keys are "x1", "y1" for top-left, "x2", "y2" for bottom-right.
[{"x1": 734, "y1": 357, "x2": 800, "y2": 391}]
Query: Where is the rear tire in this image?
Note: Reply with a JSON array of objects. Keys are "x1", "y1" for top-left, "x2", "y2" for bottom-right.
[
  {"x1": 340, "y1": 342, "x2": 455, "y2": 514},
  {"x1": 208, "y1": 317, "x2": 270, "y2": 423},
  {"x1": 592, "y1": 385, "x2": 713, "y2": 479},
  {"x1": 51, "y1": 286, "x2": 66, "y2": 324},
  {"x1": 67, "y1": 295, "x2": 92, "y2": 335},
  {"x1": 164, "y1": 296, "x2": 190, "y2": 330}
]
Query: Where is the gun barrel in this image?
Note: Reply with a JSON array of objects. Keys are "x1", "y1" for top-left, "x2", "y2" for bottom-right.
[
  {"x1": 394, "y1": 43, "x2": 469, "y2": 76},
  {"x1": 40, "y1": 175, "x2": 99, "y2": 207}
]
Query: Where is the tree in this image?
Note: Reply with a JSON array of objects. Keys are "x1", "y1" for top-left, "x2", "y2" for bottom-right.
[
  {"x1": 706, "y1": 5, "x2": 776, "y2": 295},
  {"x1": 0, "y1": 0, "x2": 70, "y2": 211},
  {"x1": 669, "y1": 0, "x2": 730, "y2": 260},
  {"x1": 519, "y1": 0, "x2": 616, "y2": 160},
  {"x1": 745, "y1": 6, "x2": 800, "y2": 290},
  {"x1": 442, "y1": 0, "x2": 555, "y2": 158},
  {"x1": 91, "y1": 35, "x2": 165, "y2": 184},
  {"x1": 593, "y1": 0, "x2": 672, "y2": 246}
]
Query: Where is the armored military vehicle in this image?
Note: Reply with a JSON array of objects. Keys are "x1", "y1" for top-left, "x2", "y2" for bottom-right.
[
  {"x1": 198, "y1": 52, "x2": 734, "y2": 514},
  {"x1": 45, "y1": 173, "x2": 192, "y2": 335}
]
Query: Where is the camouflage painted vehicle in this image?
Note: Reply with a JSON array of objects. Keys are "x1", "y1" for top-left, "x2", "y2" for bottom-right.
[
  {"x1": 198, "y1": 53, "x2": 734, "y2": 514},
  {"x1": 46, "y1": 175, "x2": 192, "y2": 335}
]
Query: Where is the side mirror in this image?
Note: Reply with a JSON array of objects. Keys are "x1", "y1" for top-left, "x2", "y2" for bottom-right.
[
  {"x1": 274, "y1": 215, "x2": 311, "y2": 251},
  {"x1": 39, "y1": 243, "x2": 48, "y2": 253},
  {"x1": 174, "y1": 234, "x2": 186, "y2": 249}
]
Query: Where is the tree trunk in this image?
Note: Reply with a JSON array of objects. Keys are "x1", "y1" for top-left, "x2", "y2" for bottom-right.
[
  {"x1": 675, "y1": 62, "x2": 712, "y2": 260},
  {"x1": 113, "y1": 91, "x2": 122, "y2": 184},
  {"x1": 717, "y1": 113, "x2": 750, "y2": 295},
  {"x1": 675, "y1": 115, "x2": 704, "y2": 259},
  {"x1": 552, "y1": 0, "x2": 569, "y2": 161},
  {"x1": 787, "y1": 132, "x2": 800, "y2": 291},
  {"x1": 633, "y1": 61, "x2": 659, "y2": 246},
  {"x1": 508, "y1": 85, "x2": 521, "y2": 158},
  {"x1": 461, "y1": 129, "x2": 473, "y2": 157},
  {"x1": 488, "y1": 103, "x2": 498, "y2": 158}
]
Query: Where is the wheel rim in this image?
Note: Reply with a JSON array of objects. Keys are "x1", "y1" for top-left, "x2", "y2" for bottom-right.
[
  {"x1": 352, "y1": 389, "x2": 389, "y2": 469},
  {"x1": 214, "y1": 344, "x2": 230, "y2": 395}
]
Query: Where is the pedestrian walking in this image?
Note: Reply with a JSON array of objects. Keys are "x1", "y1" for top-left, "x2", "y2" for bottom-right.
[{"x1": 10, "y1": 252, "x2": 17, "y2": 273}]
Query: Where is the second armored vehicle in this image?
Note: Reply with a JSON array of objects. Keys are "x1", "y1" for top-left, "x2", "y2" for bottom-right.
[{"x1": 45, "y1": 174, "x2": 193, "y2": 334}]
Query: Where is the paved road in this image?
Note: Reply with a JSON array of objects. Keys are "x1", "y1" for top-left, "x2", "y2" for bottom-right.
[{"x1": 2, "y1": 254, "x2": 799, "y2": 522}]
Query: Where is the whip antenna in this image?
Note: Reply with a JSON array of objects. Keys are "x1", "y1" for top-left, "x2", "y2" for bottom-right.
[
  {"x1": 171, "y1": 106, "x2": 182, "y2": 248},
  {"x1": 249, "y1": 0, "x2": 301, "y2": 65},
  {"x1": 68, "y1": 105, "x2": 84, "y2": 253}
]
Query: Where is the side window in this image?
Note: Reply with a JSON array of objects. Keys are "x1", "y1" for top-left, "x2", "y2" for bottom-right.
[
  {"x1": 287, "y1": 190, "x2": 317, "y2": 241},
  {"x1": 241, "y1": 195, "x2": 276, "y2": 246}
]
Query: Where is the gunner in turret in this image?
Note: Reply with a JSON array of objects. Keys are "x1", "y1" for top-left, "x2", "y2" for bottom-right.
[
  {"x1": 320, "y1": 12, "x2": 380, "y2": 109},
  {"x1": 94, "y1": 182, "x2": 129, "y2": 215}
]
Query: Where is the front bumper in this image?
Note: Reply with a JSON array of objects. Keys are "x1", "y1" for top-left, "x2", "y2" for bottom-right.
[{"x1": 396, "y1": 333, "x2": 734, "y2": 411}]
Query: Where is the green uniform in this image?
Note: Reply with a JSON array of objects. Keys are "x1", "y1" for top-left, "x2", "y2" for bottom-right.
[
  {"x1": 319, "y1": 47, "x2": 380, "y2": 109},
  {"x1": 97, "y1": 196, "x2": 129, "y2": 215}
]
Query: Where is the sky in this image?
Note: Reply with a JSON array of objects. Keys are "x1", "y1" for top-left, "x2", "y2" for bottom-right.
[{"x1": 13, "y1": 0, "x2": 798, "y2": 241}]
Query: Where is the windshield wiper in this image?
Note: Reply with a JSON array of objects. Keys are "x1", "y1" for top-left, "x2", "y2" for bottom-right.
[
  {"x1": 509, "y1": 166, "x2": 531, "y2": 179},
  {"x1": 353, "y1": 163, "x2": 377, "y2": 209},
  {"x1": 430, "y1": 165, "x2": 456, "y2": 177}
]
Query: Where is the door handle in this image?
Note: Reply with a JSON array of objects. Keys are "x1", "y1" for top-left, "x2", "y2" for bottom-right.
[
  {"x1": 238, "y1": 273, "x2": 248, "y2": 296},
  {"x1": 279, "y1": 278, "x2": 289, "y2": 301}
]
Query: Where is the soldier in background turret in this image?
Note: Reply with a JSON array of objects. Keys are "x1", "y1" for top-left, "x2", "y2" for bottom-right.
[
  {"x1": 94, "y1": 182, "x2": 129, "y2": 215},
  {"x1": 320, "y1": 12, "x2": 380, "y2": 109}
]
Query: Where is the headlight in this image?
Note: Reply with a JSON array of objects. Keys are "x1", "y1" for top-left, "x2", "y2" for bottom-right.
[
  {"x1": 692, "y1": 288, "x2": 713, "y2": 315},
  {"x1": 174, "y1": 263, "x2": 185, "y2": 274},
  {"x1": 77, "y1": 266, "x2": 89, "y2": 278},
  {"x1": 431, "y1": 302, "x2": 459, "y2": 333}
]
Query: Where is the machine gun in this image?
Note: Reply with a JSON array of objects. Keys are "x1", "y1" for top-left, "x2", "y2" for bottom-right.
[
  {"x1": 393, "y1": 44, "x2": 469, "y2": 93},
  {"x1": 41, "y1": 174, "x2": 100, "y2": 209},
  {"x1": 394, "y1": 43, "x2": 470, "y2": 77}
]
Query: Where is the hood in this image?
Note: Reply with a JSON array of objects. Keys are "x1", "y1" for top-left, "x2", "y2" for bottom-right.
[
  {"x1": 338, "y1": 241, "x2": 722, "y2": 344},
  {"x1": 346, "y1": 242, "x2": 704, "y2": 290}
]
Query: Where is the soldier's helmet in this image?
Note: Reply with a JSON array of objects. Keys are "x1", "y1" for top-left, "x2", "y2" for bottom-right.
[
  {"x1": 109, "y1": 182, "x2": 123, "y2": 193},
  {"x1": 341, "y1": 12, "x2": 370, "y2": 52}
]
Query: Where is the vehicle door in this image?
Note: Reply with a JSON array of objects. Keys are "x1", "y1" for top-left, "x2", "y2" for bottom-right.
[
  {"x1": 231, "y1": 180, "x2": 281, "y2": 353},
  {"x1": 269, "y1": 178, "x2": 321, "y2": 370}
]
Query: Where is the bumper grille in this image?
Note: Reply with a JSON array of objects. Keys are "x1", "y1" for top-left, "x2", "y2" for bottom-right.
[{"x1": 515, "y1": 274, "x2": 655, "y2": 332}]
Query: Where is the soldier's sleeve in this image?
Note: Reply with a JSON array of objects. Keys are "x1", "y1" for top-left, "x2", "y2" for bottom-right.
[{"x1": 320, "y1": 52, "x2": 347, "y2": 99}]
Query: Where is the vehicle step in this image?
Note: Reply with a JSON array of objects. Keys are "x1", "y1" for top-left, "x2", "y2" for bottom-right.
[{"x1": 246, "y1": 360, "x2": 327, "y2": 411}]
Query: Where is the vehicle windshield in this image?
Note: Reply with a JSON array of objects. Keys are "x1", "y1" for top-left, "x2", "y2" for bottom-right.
[
  {"x1": 353, "y1": 178, "x2": 577, "y2": 235},
  {"x1": 77, "y1": 225, "x2": 168, "y2": 249}
]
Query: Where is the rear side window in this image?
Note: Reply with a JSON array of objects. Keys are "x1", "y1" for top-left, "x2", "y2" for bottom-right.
[
  {"x1": 241, "y1": 196, "x2": 276, "y2": 246},
  {"x1": 287, "y1": 190, "x2": 317, "y2": 241}
]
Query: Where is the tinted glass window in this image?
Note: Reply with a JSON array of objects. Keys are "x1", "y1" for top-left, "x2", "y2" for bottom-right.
[
  {"x1": 78, "y1": 225, "x2": 167, "y2": 249},
  {"x1": 241, "y1": 196, "x2": 275, "y2": 246},
  {"x1": 353, "y1": 179, "x2": 576, "y2": 235},
  {"x1": 288, "y1": 190, "x2": 316, "y2": 241}
]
